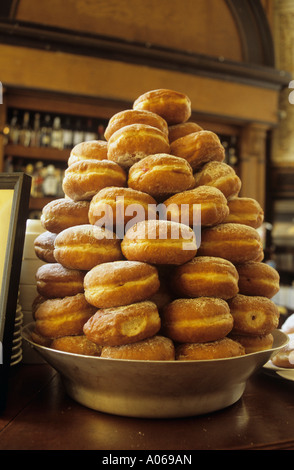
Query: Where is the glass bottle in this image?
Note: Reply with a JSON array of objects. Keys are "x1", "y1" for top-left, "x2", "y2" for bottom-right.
[
  {"x1": 31, "y1": 161, "x2": 44, "y2": 198},
  {"x1": 72, "y1": 118, "x2": 84, "y2": 146},
  {"x1": 43, "y1": 164, "x2": 58, "y2": 197},
  {"x1": 84, "y1": 118, "x2": 98, "y2": 141},
  {"x1": 63, "y1": 117, "x2": 73, "y2": 149},
  {"x1": 30, "y1": 113, "x2": 41, "y2": 147},
  {"x1": 51, "y1": 116, "x2": 64, "y2": 149},
  {"x1": 40, "y1": 114, "x2": 52, "y2": 147},
  {"x1": 19, "y1": 112, "x2": 31, "y2": 147},
  {"x1": 8, "y1": 110, "x2": 20, "y2": 144}
]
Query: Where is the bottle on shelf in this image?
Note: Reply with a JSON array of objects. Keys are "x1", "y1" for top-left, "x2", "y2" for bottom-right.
[
  {"x1": 30, "y1": 113, "x2": 41, "y2": 147},
  {"x1": 84, "y1": 118, "x2": 98, "y2": 141},
  {"x1": 98, "y1": 123, "x2": 106, "y2": 140},
  {"x1": 4, "y1": 155, "x2": 14, "y2": 172},
  {"x1": 72, "y1": 118, "x2": 84, "y2": 146},
  {"x1": 43, "y1": 164, "x2": 58, "y2": 197},
  {"x1": 8, "y1": 109, "x2": 20, "y2": 144},
  {"x1": 63, "y1": 117, "x2": 73, "y2": 149},
  {"x1": 40, "y1": 114, "x2": 52, "y2": 147},
  {"x1": 18, "y1": 112, "x2": 31, "y2": 147},
  {"x1": 31, "y1": 161, "x2": 44, "y2": 198},
  {"x1": 51, "y1": 116, "x2": 64, "y2": 150}
]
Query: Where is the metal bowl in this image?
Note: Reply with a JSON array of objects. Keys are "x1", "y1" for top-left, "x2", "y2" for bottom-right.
[{"x1": 22, "y1": 323, "x2": 288, "y2": 418}]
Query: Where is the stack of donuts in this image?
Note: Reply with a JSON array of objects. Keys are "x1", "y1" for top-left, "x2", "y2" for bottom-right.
[{"x1": 31, "y1": 88, "x2": 280, "y2": 361}]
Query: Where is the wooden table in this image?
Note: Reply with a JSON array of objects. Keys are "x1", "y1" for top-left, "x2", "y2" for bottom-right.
[{"x1": 0, "y1": 363, "x2": 294, "y2": 451}]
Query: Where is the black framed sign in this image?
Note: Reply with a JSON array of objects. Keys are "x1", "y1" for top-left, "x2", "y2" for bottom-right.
[{"x1": 0, "y1": 173, "x2": 31, "y2": 411}]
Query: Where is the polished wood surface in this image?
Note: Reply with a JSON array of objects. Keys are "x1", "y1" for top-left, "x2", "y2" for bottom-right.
[{"x1": 1, "y1": 363, "x2": 294, "y2": 450}]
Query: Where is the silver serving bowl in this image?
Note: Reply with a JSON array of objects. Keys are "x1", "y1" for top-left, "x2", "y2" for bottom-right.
[{"x1": 22, "y1": 323, "x2": 288, "y2": 418}]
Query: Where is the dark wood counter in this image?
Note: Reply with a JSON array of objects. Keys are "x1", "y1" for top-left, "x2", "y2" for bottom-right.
[{"x1": 0, "y1": 363, "x2": 294, "y2": 451}]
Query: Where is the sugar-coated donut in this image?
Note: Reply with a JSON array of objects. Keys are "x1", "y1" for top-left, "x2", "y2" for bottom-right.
[
  {"x1": 101, "y1": 335, "x2": 175, "y2": 361},
  {"x1": 163, "y1": 186, "x2": 229, "y2": 227},
  {"x1": 67, "y1": 140, "x2": 108, "y2": 166},
  {"x1": 35, "y1": 293, "x2": 96, "y2": 339},
  {"x1": 281, "y1": 313, "x2": 294, "y2": 334},
  {"x1": 51, "y1": 335, "x2": 102, "y2": 356},
  {"x1": 128, "y1": 153, "x2": 195, "y2": 200},
  {"x1": 40, "y1": 198, "x2": 90, "y2": 233},
  {"x1": 35, "y1": 263, "x2": 85, "y2": 299},
  {"x1": 175, "y1": 337, "x2": 245, "y2": 360},
  {"x1": 83, "y1": 300, "x2": 161, "y2": 346},
  {"x1": 236, "y1": 261, "x2": 280, "y2": 298},
  {"x1": 121, "y1": 219, "x2": 197, "y2": 265},
  {"x1": 62, "y1": 159, "x2": 126, "y2": 201},
  {"x1": 168, "y1": 122, "x2": 203, "y2": 143},
  {"x1": 34, "y1": 231, "x2": 57, "y2": 263},
  {"x1": 161, "y1": 297, "x2": 233, "y2": 343},
  {"x1": 170, "y1": 130, "x2": 225, "y2": 171},
  {"x1": 104, "y1": 109, "x2": 168, "y2": 141},
  {"x1": 107, "y1": 123, "x2": 170, "y2": 169},
  {"x1": 88, "y1": 186, "x2": 157, "y2": 230},
  {"x1": 84, "y1": 260, "x2": 160, "y2": 308},
  {"x1": 193, "y1": 161, "x2": 241, "y2": 199},
  {"x1": 54, "y1": 224, "x2": 122, "y2": 271},
  {"x1": 228, "y1": 294, "x2": 279, "y2": 336},
  {"x1": 197, "y1": 223, "x2": 264, "y2": 263},
  {"x1": 133, "y1": 89, "x2": 191, "y2": 125},
  {"x1": 170, "y1": 256, "x2": 239, "y2": 300},
  {"x1": 224, "y1": 197, "x2": 264, "y2": 228},
  {"x1": 272, "y1": 333, "x2": 294, "y2": 368},
  {"x1": 228, "y1": 333, "x2": 274, "y2": 354}
]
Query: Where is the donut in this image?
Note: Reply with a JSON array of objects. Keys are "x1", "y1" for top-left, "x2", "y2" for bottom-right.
[
  {"x1": 107, "y1": 123, "x2": 170, "y2": 169},
  {"x1": 34, "y1": 231, "x2": 57, "y2": 263},
  {"x1": 51, "y1": 335, "x2": 102, "y2": 356},
  {"x1": 272, "y1": 334, "x2": 294, "y2": 368},
  {"x1": 193, "y1": 161, "x2": 241, "y2": 199},
  {"x1": 163, "y1": 186, "x2": 229, "y2": 227},
  {"x1": 101, "y1": 335, "x2": 175, "y2": 361},
  {"x1": 30, "y1": 328, "x2": 52, "y2": 347},
  {"x1": 170, "y1": 130, "x2": 225, "y2": 171},
  {"x1": 228, "y1": 333, "x2": 274, "y2": 353},
  {"x1": 281, "y1": 313, "x2": 294, "y2": 334},
  {"x1": 83, "y1": 300, "x2": 161, "y2": 346},
  {"x1": 35, "y1": 293, "x2": 96, "y2": 339},
  {"x1": 127, "y1": 153, "x2": 195, "y2": 200},
  {"x1": 170, "y1": 256, "x2": 239, "y2": 300},
  {"x1": 67, "y1": 140, "x2": 108, "y2": 166},
  {"x1": 62, "y1": 159, "x2": 127, "y2": 201},
  {"x1": 104, "y1": 109, "x2": 168, "y2": 141},
  {"x1": 236, "y1": 261, "x2": 280, "y2": 298},
  {"x1": 175, "y1": 337, "x2": 245, "y2": 360},
  {"x1": 84, "y1": 260, "x2": 160, "y2": 308},
  {"x1": 32, "y1": 294, "x2": 46, "y2": 320},
  {"x1": 40, "y1": 198, "x2": 90, "y2": 233},
  {"x1": 161, "y1": 297, "x2": 233, "y2": 343},
  {"x1": 88, "y1": 186, "x2": 157, "y2": 230},
  {"x1": 54, "y1": 224, "x2": 122, "y2": 271},
  {"x1": 228, "y1": 294, "x2": 279, "y2": 336},
  {"x1": 197, "y1": 223, "x2": 264, "y2": 263},
  {"x1": 35, "y1": 263, "x2": 85, "y2": 299},
  {"x1": 133, "y1": 89, "x2": 191, "y2": 125},
  {"x1": 121, "y1": 219, "x2": 197, "y2": 265},
  {"x1": 223, "y1": 197, "x2": 264, "y2": 228},
  {"x1": 168, "y1": 122, "x2": 203, "y2": 143}
]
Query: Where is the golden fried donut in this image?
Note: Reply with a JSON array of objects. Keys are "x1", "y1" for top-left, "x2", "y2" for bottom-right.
[
  {"x1": 34, "y1": 231, "x2": 57, "y2": 263},
  {"x1": 272, "y1": 334, "x2": 294, "y2": 368},
  {"x1": 107, "y1": 123, "x2": 170, "y2": 169},
  {"x1": 30, "y1": 328, "x2": 52, "y2": 347},
  {"x1": 133, "y1": 89, "x2": 191, "y2": 125},
  {"x1": 54, "y1": 224, "x2": 122, "y2": 271},
  {"x1": 121, "y1": 219, "x2": 197, "y2": 265},
  {"x1": 170, "y1": 130, "x2": 225, "y2": 171},
  {"x1": 175, "y1": 337, "x2": 245, "y2": 360},
  {"x1": 236, "y1": 261, "x2": 280, "y2": 298},
  {"x1": 84, "y1": 260, "x2": 160, "y2": 308},
  {"x1": 51, "y1": 335, "x2": 102, "y2": 356},
  {"x1": 62, "y1": 159, "x2": 126, "y2": 201},
  {"x1": 83, "y1": 300, "x2": 161, "y2": 346},
  {"x1": 101, "y1": 335, "x2": 175, "y2": 360},
  {"x1": 127, "y1": 153, "x2": 195, "y2": 199},
  {"x1": 35, "y1": 293, "x2": 96, "y2": 339},
  {"x1": 32, "y1": 294, "x2": 46, "y2": 320},
  {"x1": 224, "y1": 197, "x2": 264, "y2": 228},
  {"x1": 197, "y1": 223, "x2": 264, "y2": 263},
  {"x1": 170, "y1": 256, "x2": 239, "y2": 299},
  {"x1": 35, "y1": 263, "x2": 85, "y2": 299},
  {"x1": 163, "y1": 186, "x2": 229, "y2": 227},
  {"x1": 161, "y1": 297, "x2": 233, "y2": 343},
  {"x1": 228, "y1": 294, "x2": 279, "y2": 336},
  {"x1": 168, "y1": 122, "x2": 203, "y2": 143},
  {"x1": 40, "y1": 198, "x2": 90, "y2": 233},
  {"x1": 88, "y1": 186, "x2": 157, "y2": 230},
  {"x1": 193, "y1": 161, "x2": 241, "y2": 199},
  {"x1": 67, "y1": 140, "x2": 108, "y2": 166},
  {"x1": 228, "y1": 333, "x2": 274, "y2": 354},
  {"x1": 104, "y1": 109, "x2": 168, "y2": 141}
]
